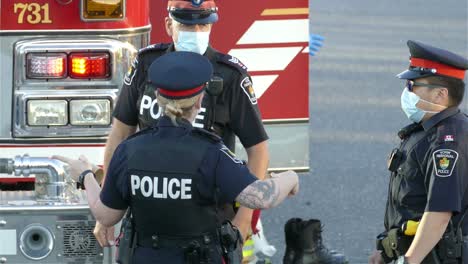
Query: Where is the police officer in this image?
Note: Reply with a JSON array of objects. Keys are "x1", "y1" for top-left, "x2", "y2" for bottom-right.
[
  {"x1": 369, "y1": 40, "x2": 468, "y2": 264},
  {"x1": 101, "y1": 0, "x2": 269, "y2": 247},
  {"x1": 54, "y1": 51, "x2": 298, "y2": 264}
]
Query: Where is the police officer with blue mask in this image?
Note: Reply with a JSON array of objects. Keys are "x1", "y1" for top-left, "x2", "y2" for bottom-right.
[
  {"x1": 369, "y1": 40, "x2": 468, "y2": 264},
  {"x1": 106, "y1": 0, "x2": 269, "y2": 249},
  {"x1": 53, "y1": 51, "x2": 299, "y2": 264}
]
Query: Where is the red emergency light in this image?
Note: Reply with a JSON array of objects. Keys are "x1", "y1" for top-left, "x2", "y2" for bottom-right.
[
  {"x1": 69, "y1": 53, "x2": 110, "y2": 79},
  {"x1": 26, "y1": 53, "x2": 67, "y2": 79}
]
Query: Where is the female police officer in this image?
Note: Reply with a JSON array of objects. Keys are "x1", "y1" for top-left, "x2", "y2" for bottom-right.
[{"x1": 53, "y1": 51, "x2": 299, "y2": 264}]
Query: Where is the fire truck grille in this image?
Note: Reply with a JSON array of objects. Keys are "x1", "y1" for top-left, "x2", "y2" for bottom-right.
[{"x1": 61, "y1": 221, "x2": 103, "y2": 262}]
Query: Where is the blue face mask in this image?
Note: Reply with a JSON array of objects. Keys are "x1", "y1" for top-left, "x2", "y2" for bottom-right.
[
  {"x1": 400, "y1": 88, "x2": 444, "y2": 123},
  {"x1": 175, "y1": 31, "x2": 210, "y2": 55}
]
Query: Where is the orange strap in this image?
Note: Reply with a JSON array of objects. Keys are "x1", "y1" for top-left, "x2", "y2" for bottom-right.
[{"x1": 410, "y1": 57, "x2": 465, "y2": 80}]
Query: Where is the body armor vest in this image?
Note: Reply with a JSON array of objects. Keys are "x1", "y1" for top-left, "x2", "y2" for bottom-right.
[{"x1": 127, "y1": 130, "x2": 219, "y2": 239}]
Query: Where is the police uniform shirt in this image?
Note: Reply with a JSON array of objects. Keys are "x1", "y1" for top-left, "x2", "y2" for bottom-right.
[
  {"x1": 100, "y1": 117, "x2": 257, "y2": 262},
  {"x1": 113, "y1": 43, "x2": 268, "y2": 151},
  {"x1": 385, "y1": 107, "x2": 468, "y2": 233}
]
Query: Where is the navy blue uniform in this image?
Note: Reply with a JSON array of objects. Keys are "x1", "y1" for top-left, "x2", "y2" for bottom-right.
[
  {"x1": 113, "y1": 44, "x2": 268, "y2": 151},
  {"x1": 385, "y1": 107, "x2": 468, "y2": 233},
  {"x1": 100, "y1": 116, "x2": 257, "y2": 263}
]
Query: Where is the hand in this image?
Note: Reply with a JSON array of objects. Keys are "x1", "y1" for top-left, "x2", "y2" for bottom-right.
[
  {"x1": 52, "y1": 155, "x2": 94, "y2": 182},
  {"x1": 272, "y1": 170, "x2": 299, "y2": 196},
  {"x1": 309, "y1": 33, "x2": 325, "y2": 56},
  {"x1": 369, "y1": 250, "x2": 384, "y2": 264},
  {"x1": 93, "y1": 222, "x2": 115, "y2": 247}
]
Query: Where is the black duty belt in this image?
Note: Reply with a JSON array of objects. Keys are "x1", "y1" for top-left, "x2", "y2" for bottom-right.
[{"x1": 137, "y1": 232, "x2": 219, "y2": 249}]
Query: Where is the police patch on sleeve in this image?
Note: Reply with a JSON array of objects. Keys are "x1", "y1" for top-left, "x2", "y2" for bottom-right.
[
  {"x1": 124, "y1": 58, "x2": 138, "y2": 85},
  {"x1": 220, "y1": 145, "x2": 243, "y2": 164},
  {"x1": 240, "y1": 76, "x2": 257, "y2": 105},
  {"x1": 432, "y1": 149, "x2": 459, "y2": 177}
]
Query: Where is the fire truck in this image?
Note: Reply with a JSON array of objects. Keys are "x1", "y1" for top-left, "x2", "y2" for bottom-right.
[{"x1": 0, "y1": 0, "x2": 309, "y2": 263}]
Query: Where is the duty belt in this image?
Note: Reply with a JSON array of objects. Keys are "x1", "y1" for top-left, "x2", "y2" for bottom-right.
[{"x1": 137, "y1": 232, "x2": 219, "y2": 249}]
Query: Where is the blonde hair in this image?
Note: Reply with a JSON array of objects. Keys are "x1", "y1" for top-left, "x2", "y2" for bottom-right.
[{"x1": 156, "y1": 93, "x2": 202, "y2": 125}]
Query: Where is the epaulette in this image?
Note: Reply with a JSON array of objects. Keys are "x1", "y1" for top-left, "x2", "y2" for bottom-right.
[
  {"x1": 191, "y1": 128, "x2": 222, "y2": 143},
  {"x1": 138, "y1": 43, "x2": 171, "y2": 56},
  {"x1": 216, "y1": 53, "x2": 248, "y2": 74},
  {"x1": 125, "y1": 127, "x2": 155, "y2": 141}
]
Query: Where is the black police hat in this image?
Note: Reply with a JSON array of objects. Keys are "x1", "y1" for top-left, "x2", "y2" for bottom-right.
[
  {"x1": 397, "y1": 40, "x2": 468, "y2": 80},
  {"x1": 167, "y1": 0, "x2": 218, "y2": 25},
  {"x1": 148, "y1": 51, "x2": 213, "y2": 99}
]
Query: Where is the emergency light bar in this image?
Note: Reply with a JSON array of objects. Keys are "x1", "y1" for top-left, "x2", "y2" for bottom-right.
[
  {"x1": 69, "y1": 53, "x2": 110, "y2": 79},
  {"x1": 26, "y1": 53, "x2": 66, "y2": 79},
  {"x1": 25, "y1": 52, "x2": 110, "y2": 79}
]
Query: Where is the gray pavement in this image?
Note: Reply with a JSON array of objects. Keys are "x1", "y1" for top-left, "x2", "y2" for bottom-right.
[{"x1": 261, "y1": 1, "x2": 468, "y2": 263}]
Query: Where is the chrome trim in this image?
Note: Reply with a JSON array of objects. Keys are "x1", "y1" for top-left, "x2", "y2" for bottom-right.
[
  {"x1": 0, "y1": 25, "x2": 151, "y2": 35},
  {"x1": 263, "y1": 118, "x2": 309, "y2": 124},
  {"x1": 14, "y1": 90, "x2": 117, "y2": 138},
  {"x1": 80, "y1": 0, "x2": 126, "y2": 22},
  {"x1": 0, "y1": 205, "x2": 90, "y2": 212},
  {"x1": 268, "y1": 167, "x2": 310, "y2": 173},
  {"x1": 14, "y1": 39, "x2": 137, "y2": 89}
]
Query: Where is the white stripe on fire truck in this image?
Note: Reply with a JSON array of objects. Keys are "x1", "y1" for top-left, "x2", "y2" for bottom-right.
[
  {"x1": 228, "y1": 47, "x2": 303, "y2": 72},
  {"x1": 250, "y1": 75, "x2": 278, "y2": 98},
  {"x1": 237, "y1": 19, "x2": 309, "y2": 45}
]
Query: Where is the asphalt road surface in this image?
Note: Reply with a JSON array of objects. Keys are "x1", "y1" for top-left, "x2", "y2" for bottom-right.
[{"x1": 261, "y1": 1, "x2": 468, "y2": 263}]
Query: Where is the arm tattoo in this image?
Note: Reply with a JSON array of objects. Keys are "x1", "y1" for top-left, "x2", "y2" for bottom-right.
[{"x1": 236, "y1": 180, "x2": 279, "y2": 209}]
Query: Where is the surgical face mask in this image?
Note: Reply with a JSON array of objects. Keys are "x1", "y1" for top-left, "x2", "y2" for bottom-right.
[
  {"x1": 400, "y1": 87, "x2": 445, "y2": 123},
  {"x1": 175, "y1": 31, "x2": 210, "y2": 55}
]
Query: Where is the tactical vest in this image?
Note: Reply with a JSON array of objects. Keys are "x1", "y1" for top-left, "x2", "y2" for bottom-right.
[{"x1": 126, "y1": 129, "x2": 220, "y2": 241}]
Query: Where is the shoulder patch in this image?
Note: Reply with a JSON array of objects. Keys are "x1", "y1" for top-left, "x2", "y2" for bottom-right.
[
  {"x1": 220, "y1": 145, "x2": 244, "y2": 164},
  {"x1": 192, "y1": 128, "x2": 222, "y2": 143},
  {"x1": 217, "y1": 53, "x2": 248, "y2": 73},
  {"x1": 240, "y1": 76, "x2": 257, "y2": 105},
  {"x1": 124, "y1": 57, "x2": 138, "y2": 85},
  {"x1": 433, "y1": 149, "x2": 459, "y2": 177}
]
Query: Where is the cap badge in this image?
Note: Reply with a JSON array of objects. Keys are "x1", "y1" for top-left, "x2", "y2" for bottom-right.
[{"x1": 191, "y1": 0, "x2": 204, "y2": 7}]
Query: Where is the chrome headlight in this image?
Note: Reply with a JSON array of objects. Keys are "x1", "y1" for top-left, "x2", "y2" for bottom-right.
[
  {"x1": 27, "y1": 100, "x2": 68, "y2": 126},
  {"x1": 70, "y1": 99, "x2": 111, "y2": 125}
]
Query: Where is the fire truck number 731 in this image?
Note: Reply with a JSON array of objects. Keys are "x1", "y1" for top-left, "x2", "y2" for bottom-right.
[{"x1": 13, "y1": 3, "x2": 52, "y2": 24}]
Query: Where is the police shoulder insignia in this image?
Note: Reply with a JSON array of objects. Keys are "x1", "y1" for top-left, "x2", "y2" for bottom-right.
[
  {"x1": 240, "y1": 76, "x2": 257, "y2": 105},
  {"x1": 220, "y1": 145, "x2": 243, "y2": 164},
  {"x1": 433, "y1": 149, "x2": 459, "y2": 177},
  {"x1": 124, "y1": 57, "x2": 138, "y2": 85}
]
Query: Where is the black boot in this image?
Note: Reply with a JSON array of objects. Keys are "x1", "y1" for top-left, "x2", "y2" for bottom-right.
[
  {"x1": 283, "y1": 218, "x2": 303, "y2": 264},
  {"x1": 295, "y1": 219, "x2": 348, "y2": 264}
]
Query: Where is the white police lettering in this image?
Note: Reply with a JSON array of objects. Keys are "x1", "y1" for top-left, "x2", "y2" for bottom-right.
[
  {"x1": 193, "y1": 107, "x2": 206, "y2": 128},
  {"x1": 130, "y1": 174, "x2": 192, "y2": 199},
  {"x1": 139, "y1": 95, "x2": 162, "y2": 119}
]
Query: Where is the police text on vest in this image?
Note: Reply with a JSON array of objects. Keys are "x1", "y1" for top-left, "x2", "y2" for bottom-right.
[{"x1": 131, "y1": 175, "x2": 192, "y2": 199}]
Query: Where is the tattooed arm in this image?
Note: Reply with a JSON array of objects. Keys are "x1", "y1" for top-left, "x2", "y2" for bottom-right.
[{"x1": 235, "y1": 170, "x2": 299, "y2": 209}]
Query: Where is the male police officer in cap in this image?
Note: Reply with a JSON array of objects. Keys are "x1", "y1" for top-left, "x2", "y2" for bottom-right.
[
  {"x1": 368, "y1": 40, "x2": 468, "y2": 264},
  {"x1": 53, "y1": 51, "x2": 299, "y2": 264},
  {"x1": 99, "y1": 0, "x2": 269, "y2": 248}
]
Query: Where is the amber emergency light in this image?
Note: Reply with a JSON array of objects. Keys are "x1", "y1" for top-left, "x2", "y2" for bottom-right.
[{"x1": 82, "y1": 0, "x2": 125, "y2": 20}]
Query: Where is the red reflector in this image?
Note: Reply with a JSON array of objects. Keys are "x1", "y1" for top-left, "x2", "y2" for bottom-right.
[
  {"x1": 69, "y1": 53, "x2": 110, "y2": 79},
  {"x1": 26, "y1": 53, "x2": 67, "y2": 79}
]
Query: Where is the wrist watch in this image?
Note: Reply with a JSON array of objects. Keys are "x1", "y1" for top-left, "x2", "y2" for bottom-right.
[
  {"x1": 396, "y1": 256, "x2": 410, "y2": 264},
  {"x1": 78, "y1": 169, "x2": 95, "y2": 187}
]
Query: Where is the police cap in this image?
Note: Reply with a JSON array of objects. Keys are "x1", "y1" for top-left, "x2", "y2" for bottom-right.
[
  {"x1": 397, "y1": 40, "x2": 468, "y2": 80},
  {"x1": 148, "y1": 51, "x2": 213, "y2": 99},
  {"x1": 168, "y1": 0, "x2": 218, "y2": 25}
]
